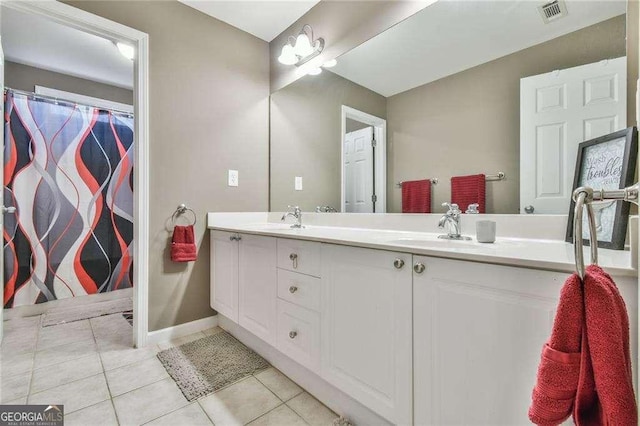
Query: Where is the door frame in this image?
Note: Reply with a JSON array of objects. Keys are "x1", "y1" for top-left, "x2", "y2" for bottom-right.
[
  {"x1": 341, "y1": 105, "x2": 387, "y2": 213},
  {"x1": 2, "y1": 0, "x2": 150, "y2": 348}
]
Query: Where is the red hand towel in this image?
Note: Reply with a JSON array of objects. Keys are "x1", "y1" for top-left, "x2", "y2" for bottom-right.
[
  {"x1": 451, "y1": 174, "x2": 486, "y2": 213},
  {"x1": 171, "y1": 225, "x2": 197, "y2": 262},
  {"x1": 574, "y1": 265, "x2": 636, "y2": 425},
  {"x1": 529, "y1": 266, "x2": 637, "y2": 426},
  {"x1": 401, "y1": 179, "x2": 432, "y2": 213}
]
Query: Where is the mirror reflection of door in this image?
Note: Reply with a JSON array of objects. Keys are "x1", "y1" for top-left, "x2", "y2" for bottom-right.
[
  {"x1": 344, "y1": 125, "x2": 374, "y2": 213},
  {"x1": 520, "y1": 57, "x2": 627, "y2": 214},
  {"x1": 341, "y1": 106, "x2": 387, "y2": 213}
]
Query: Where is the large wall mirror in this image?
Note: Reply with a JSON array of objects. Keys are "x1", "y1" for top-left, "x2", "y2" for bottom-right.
[{"x1": 270, "y1": 0, "x2": 636, "y2": 214}]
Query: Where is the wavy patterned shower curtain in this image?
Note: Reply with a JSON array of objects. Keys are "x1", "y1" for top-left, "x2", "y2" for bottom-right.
[{"x1": 3, "y1": 90, "x2": 134, "y2": 308}]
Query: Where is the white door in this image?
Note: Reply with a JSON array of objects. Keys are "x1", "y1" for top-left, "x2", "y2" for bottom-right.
[
  {"x1": 343, "y1": 127, "x2": 374, "y2": 213},
  {"x1": 520, "y1": 57, "x2": 626, "y2": 214},
  {"x1": 321, "y1": 244, "x2": 412, "y2": 425},
  {"x1": 210, "y1": 231, "x2": 239, "y2": 322},
  {"x1": 238, "y1": 234, "x2": 277, "y2": 345}
]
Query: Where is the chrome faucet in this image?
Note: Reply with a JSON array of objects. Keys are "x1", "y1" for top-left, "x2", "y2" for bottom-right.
[
  {"x1": 282, "y1": 205, "x2": 303, "y2": 228},
  {"x1": 438, "y1": 202, "x2": 470, "y2": 240}
]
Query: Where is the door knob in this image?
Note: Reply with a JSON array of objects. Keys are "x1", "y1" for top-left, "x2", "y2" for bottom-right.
[
  {"x1": 2, "y1": 206, "x2": 16, "y2": 214},
  {"x1": 393, "y1": 259, "x2": 405, "y2": 269},
  {"x1": 524, "y1": 205, "x2": 535, "y2": 214},
  {"x1": 413, "y1": 262, "x2": 426, "y2": 274}
]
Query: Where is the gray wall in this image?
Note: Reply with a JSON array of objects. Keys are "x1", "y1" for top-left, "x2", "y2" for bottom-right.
[
  {"x1": 269, "y1": 1, "x2": 429, "y2": 93},
  {"x1": 67, "y1": 0, "x2": 270, "y2": 332},
  {"x1": 271, "y1": 70, "x2": 386, "y2": 212},
  {"x1": 387, "y1": 15, "x2": 627, "y2": 214},
  {"x1": 346, "y1": 118, "x2": 370, "y2": 133},
  {"x1": 5, "y1": 61, "x2": 133, "y2": 104}
]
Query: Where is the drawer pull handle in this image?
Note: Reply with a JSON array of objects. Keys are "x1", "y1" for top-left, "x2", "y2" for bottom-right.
[
  {"x1": 393, "y1": 259, "x2": 405, "y2": 269},
  {"x1": 289, "y1": 286, "x2": 298, "y2": 294},
  {"x1": 414, "y1": 262, "x2": 426, "y2": 274},
  {"x1": 289, "y1": 253, "x2": 298, "y2": 269},
  {"x1": 289, "y1": 331, "x2": 298, "y2": 339}
]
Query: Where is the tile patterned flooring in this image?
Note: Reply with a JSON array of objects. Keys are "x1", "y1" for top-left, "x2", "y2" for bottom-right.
[{"x1": 0, "y1": 313, "x2": 339, "y2": 425}]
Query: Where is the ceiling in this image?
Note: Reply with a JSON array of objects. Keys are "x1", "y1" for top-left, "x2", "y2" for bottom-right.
[
  {"x1": 177, "y1": 0, "x2": 321, "y2": 42},
  {"x1": 330, "y1": 0, "x2": 627, "y2": 97},
  {"x1": 1, "y1": 6, "x2": 134, "y2": 90}
]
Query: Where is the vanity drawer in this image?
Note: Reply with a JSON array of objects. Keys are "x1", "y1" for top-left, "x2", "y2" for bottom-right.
[
  {"x1": 277, "y1": 269, "x2": 321, "y2": 312},
  {"x1": 276, "y1": 299, "x2": 320, "y2": 370},
  {"x1": 277, "y1": 239, "x2": 321, "y2": 277}
]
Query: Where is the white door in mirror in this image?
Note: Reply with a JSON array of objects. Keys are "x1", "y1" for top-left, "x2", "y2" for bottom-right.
[
  {"x1": 344, "y1": 127, "x2": 374, "y2": 213},
  {"x1": 520, "y1": 57, "x2": 626, "y2": 214}
]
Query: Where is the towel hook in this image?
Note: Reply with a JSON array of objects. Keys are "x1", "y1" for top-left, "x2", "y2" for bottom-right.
[
  {"x1": 572, "y1": 187, "x2": 599, "y2": 280},
  {"x1": 172, "y1": 203, "x2": 197, "y2": 227}
]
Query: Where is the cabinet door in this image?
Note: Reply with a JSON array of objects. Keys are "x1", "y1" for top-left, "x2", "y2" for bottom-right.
[
  {"x1": 210, "y1": 231, "x2": 238, "y2": 322},
  {"x1": 321, "y1": 244, "x2": 412, "y2": 425},
  {"x1": 413, "y1": 256, "x2": 563, "y2": 426},
  {"x1": 238, "y1": 234, "x2": 277, "y2": 345}
]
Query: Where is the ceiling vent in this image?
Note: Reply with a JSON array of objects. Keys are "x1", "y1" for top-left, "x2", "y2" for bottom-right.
[{"x1": 538, "y1": 0, "x2": 568, "y2": 24}]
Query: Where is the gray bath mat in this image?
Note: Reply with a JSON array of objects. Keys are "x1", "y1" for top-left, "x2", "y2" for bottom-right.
[
  {"x1": 42, "y1": 298, "x2": 133, "y2": 326},
  {"x1": 157, "y1": 331, "x2": 270, "y2": 401}
]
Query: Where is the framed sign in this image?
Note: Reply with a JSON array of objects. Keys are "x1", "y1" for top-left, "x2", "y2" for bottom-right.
[{"x1": 566, "y1": 127, "x2": 638, "y2": 250}]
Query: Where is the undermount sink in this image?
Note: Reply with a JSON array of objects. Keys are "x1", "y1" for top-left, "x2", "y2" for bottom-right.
[{"x1": 387, "y1": 237, "x2": 480, "y2": 249}]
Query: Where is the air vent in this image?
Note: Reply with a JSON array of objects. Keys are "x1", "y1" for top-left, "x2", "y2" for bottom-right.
[{"x1": 538, "y1": 0, "x2": 568, "y2": 24}]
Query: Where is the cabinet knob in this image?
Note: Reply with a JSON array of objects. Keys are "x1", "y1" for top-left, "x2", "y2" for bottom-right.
[
  {"x1": 413, "y1": 262, "x2": 426, "y2": 274},
  {"x1": 393, "y1": 259, "x2": 405, "y2": 269},
  {"x1": 289, "y1": 331, "x2": 297, "y2": 339},
  {"x1": 289, "y1": 286, "x2": 298, "y2": 294},
  {"x1": 229, "y1": 235, "x2": 235, "y2": 241},
  {"x1": 524, "y1": 205, "x2": 535, "y2": 214},
  {"x1": 289, "y1": 253, "x2": 298, "y2": 269},
  {"x1": 229, "y1": 234, "x2": 241, "y2": 241}
]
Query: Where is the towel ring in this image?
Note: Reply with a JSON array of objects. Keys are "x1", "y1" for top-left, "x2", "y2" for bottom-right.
[
  {"x1": 573, "y1": 187, "x2": 599, "y2": 280},
  {"x1": 171, "y1": 204, "x2": 197, "y2": 227}
]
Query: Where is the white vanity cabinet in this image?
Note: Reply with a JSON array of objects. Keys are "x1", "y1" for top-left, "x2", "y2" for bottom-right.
[
  {"x1": 210, "y1": 231, "x2": 239, "y2": 321},
  {"x1": 321, "y1": 244, "x2": 413, "y2": 426},
  {"x1": 413, "y1": 256, "x2": 569, "y2": 426},
  {"x1": 238, "y1": 234, "x2": 277, "y2": 345},
  {"x1": 210, "y1": 232, "x2": 277, "y2": 345}
]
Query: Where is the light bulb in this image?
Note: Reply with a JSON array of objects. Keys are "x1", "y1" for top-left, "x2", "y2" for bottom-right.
[
  {"x1": 116, "y1": 42, "x2": 135, "y2": 60},
  {"x1": 307, "y1": 67, "x2": 322, "y2": 76},
  {"x1": 278, "y1": 44, "x2": 298, "y2": 65},
  {"x1": 294, "y1": 33, "x2": 315, "y2": 57},
  {"x1": 323, "y1": 59, "x2": 337, "y2": 68}
]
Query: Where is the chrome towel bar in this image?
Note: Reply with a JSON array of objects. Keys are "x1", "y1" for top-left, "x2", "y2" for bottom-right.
[{"x1": 396, "y1": 178, "x2": 438, "y2": 188}]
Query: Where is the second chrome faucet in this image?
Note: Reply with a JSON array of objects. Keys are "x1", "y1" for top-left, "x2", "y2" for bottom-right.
[
  {"x1": 282, "y1": 205, "x2": 303, "y2": 228},
  {"x1": 438, "y1": 202, "x2": 471, "y2": 240}
]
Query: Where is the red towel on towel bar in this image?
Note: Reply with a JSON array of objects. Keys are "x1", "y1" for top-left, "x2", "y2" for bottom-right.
[
  {"x1": 529, "y1": 265, "x2": 637, "y2": 426},
  {"x1": 401, "y1": 179, "x2": 431, "y2": 213},
  {"x1": 171, "y1": 225, "x2": 197, "y2": 262},
  {"x1": 451, "y1": 174, "x2": 486, "y2": 213}
]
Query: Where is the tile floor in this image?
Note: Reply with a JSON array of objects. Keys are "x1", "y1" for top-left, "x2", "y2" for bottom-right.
[{"x1": 0, "y1": 313, "x2": 339, "y2": 425}]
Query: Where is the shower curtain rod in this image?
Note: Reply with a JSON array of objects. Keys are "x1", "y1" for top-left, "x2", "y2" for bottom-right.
[{"x1": 4, "y1": 87, "x2": 134, "y2": 116}]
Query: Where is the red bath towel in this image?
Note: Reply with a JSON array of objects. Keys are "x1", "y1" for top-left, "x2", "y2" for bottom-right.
[
  {"x1": 529, "y1": 265, "x2": 636, "y2": 426},
  {"x1": 401, "y1": 179, "x2": 432, "y2": 213},
  {"x1": 171, "y1": 225, "x2": 197, "y2": 262},
  {"x1": 451, "y1": 174, "x2": 485, "y2": 213}
]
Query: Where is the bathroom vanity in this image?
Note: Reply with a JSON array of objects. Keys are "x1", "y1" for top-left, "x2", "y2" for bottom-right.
[{"x1": 208, "y1": 212, "x2": 638, "y2": 426}]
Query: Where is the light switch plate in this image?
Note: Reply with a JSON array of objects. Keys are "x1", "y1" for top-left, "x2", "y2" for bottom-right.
[
  {"x1": 228, "y1": 170, "x2": 239, "y2": 187},
  {"x1": 295, "y1": 176, "x2": 303, "y2": 191}
]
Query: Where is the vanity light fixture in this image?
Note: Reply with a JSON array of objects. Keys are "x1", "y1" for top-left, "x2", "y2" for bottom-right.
[
  {"x1": 116, "y1": 42, "x2": 135, "y2": 60},
  {"x1": 277, "y1": 24, "x2": 325, "y2": 67}
]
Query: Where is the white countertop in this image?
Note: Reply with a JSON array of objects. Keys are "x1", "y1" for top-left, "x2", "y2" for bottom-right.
[{"x1": 207, "y1": 214, "x2": 636, "y2": 277}]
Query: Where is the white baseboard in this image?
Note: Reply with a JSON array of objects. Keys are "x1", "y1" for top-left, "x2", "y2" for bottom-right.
[{"x1": 147, "y1": 315, "x2": 218, "y2": 345}]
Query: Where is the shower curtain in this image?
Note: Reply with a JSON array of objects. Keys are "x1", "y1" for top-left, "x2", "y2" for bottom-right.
[{"x1": 3, "y1": 90, "x2": 134, "y2": 308}]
